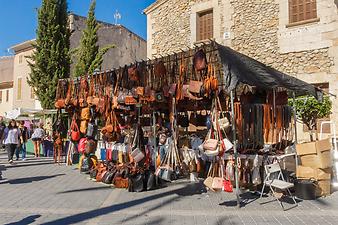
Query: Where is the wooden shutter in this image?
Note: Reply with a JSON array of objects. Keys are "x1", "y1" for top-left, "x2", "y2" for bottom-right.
[
  {"x1": 0, "y1": 90, "x2": 2, "y2": 103},
  {"x1": 289, "y1": 0, "x2": 317, "y2": 23},
  {"x1": 197, "y1": 10, "x2": 213, "y2": 41},
  {"x1": 17, "y1": 78, "x2": 22, "y2": 100}
]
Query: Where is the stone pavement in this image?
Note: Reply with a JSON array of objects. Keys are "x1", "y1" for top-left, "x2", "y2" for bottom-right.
[{"x1": 0, "y1": 153, "x2": 338, "y2": 225}]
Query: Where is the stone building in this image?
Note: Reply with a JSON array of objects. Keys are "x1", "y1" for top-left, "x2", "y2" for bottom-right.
[
  {"x1": 144, "y1": 0, "x2": 338, "y2": 141},
  {"x1": 69, "y1": 13, "x2": 146, "y2": 74},
  {"x1": 0, "y1": 56, "x2": 14, "y2": 116},
  {"x1": 10, "y1": 13, "x2": 147, "y2": 111}
]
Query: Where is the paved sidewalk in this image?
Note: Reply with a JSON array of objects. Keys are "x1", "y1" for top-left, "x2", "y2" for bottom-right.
[{"x1": 0, "y1": 153, "x2": 337, "y2": 225}]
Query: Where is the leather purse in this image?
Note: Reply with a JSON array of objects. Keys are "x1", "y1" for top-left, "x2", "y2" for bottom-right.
[
  {"x1": 81, "y1": 107, "x2": 91, "y2": 121},
  {"x1": 223, "y1": 178, "x2": 233, "y2": 192},
  {"x1": 168, "y1": 83, "x2": 177, "y2": 95},
  {"x1": 86, "y1": 121, "x2": 97, "y2": 138},
  {"x1": 128, "y1": 65, "x2": 140, "y2": 81},
  {"x1": 203, "y1": 139, "x2": 219, "y2": 151},
  {"x1": 78, "y1": 138, "x2": 87, "y2": 154},
  {"x1": 177, "y1": 113, "x2": 189, "y2": 128},
  {"x1": 85, "y1": 139, "x2": 97, "y2": 155},
  {"x1": 128, "y1": 173, "x2": 145, "y2": 192},
  {"x1": 212, "y1": 177, "x2": 224, "y2": 190},
  {"x1": 136, "y1": 87, "x2": 144, "y2": 96},
  {"x1": 125, "y1": 93, "x2": 137, "y2": 105},
  {"x1": 154, "y1": 60, "x2": 166, "y2": 77},
  {"x1": 193, "y1": 49, "x2": 207, "y2": 71},
  {"x1": 189, "y1": 80, "x2": 203, "y2": 94},
  {"x1": 71, "y1": 119, "x2": 80, "y2": 142},
  {"x1": 146, "y1": 170, "x2": 156, "y2": 191},
  {"x1": 117, "y1": 89, "x2": 127, "y2": 104},
  {"x1": 80, "y1": 120, "x2": 88, "y2": 134},
  {"x1": 131, "y1": 148, "x2": 145, "y2": 163},
  {"x1": 114, "y1": 177, "x2": 129, "y2": 189}
]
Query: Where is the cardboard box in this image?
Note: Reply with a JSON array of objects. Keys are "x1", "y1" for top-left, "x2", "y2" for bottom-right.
[
  {"x1": 296, "y1": 139, "x2": 331, "y2": 156},
  {"x1": 296, "y1": 166, "x2": 331, "y2": 180},
  {"x1": 300, "y1": 151, "x2": 332, "y2": 169},
  {"x1": 297, "y1": 139, "x2": 332, "y2": 169},
  {"x1": 316, "y1": 180, "x2": 331, "y2": 197},
  {"x1": 280, "y1": 157, "x2": 296, "y2": 172},
  {"x1": 296, "y1": 141, "x2": 317, "y2": 156}
]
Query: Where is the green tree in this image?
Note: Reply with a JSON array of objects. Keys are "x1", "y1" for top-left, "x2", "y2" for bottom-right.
[
  {"x1": 289, "y1": 95, "x2": 332, "y2": 141},
  {"x1": 27, "y1": 0, "x2": 71, "y2": 109},
  {"x1": 73, "y1": 0, "x2": 114, "y2": 77}
]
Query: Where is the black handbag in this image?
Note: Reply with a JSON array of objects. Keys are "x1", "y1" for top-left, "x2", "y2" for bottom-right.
[
  {"x1": 128, "y1": 173, "x2": 145, "y2": 192},
  {"x1": 80, "y1": 157, "x2": 92, "y2": 174},
  {"x1": 86, "y1": 122, "x2": 97, "y2": 138},
  {"x1": 102, "y1": 171, "x2": 115, "y2": 184},
  {"x1": 87, "y1": 108, "x2": 98, "y2": 138},
  {"x1": 145, "y1": 170, "x2": 156, "y2": 191},
  {"x1": 90, "y1": 168, "x2": 98, "y2": 179},
  {"x1": 178, "y1": 113, "x2": 189, "y2": 128}
]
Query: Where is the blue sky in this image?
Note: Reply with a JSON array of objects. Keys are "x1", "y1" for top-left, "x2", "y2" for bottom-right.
[{"x1": 0, "y1": 0, "x2": 155, "y2": 56}]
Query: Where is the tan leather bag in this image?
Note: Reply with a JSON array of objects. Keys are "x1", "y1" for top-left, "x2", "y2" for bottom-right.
[
  {"x1": 81, "y1": 107, "x2": 90, "y2": 121},
  {"x1": 80, "y1": 120, "x2": 88, "y2": 134}
]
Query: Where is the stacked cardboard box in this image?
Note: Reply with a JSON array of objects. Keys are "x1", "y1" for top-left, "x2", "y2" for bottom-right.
[{"x1": 296, "y1": 139, "x2": 332, "y2": 197}]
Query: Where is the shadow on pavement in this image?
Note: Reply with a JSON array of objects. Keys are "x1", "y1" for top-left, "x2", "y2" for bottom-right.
[
  {"x1": 217, "y1": 216, "x2": 236, "y2": 225},
  {"x1": 147, "y1": 217, "x2": 165, "y2": 225},
  {"x1": 5, "y1": 161, "x2": 55, "y2": 169},
  {"x1": 43, "y1": 181, "x2": 206, "y2": 225},
  {"x1": 4, "y1": 214, "x2": 41, "y2": 225},
  {"x1": 57, "y1": 186, "x2": 112, "y2": 194},
  {"x1": 0, "y1": 174, "x2": 65, "y2": 185}
]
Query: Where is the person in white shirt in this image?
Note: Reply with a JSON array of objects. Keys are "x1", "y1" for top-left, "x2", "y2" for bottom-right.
[
  {"x1": 31, "y1": 123, "x2": 45, "y2": 157},
  {"x1": 4, "y1": 120, "x2": 21, "y2": 164}
]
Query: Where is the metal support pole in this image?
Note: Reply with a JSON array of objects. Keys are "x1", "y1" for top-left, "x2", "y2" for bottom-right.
[
  {"x1": 292, "y1": 92, "x2": 298, "y2": 144},
  {"x1": 153, "y1": 111, "x2": 158, "y2": 186},
  {"x1": 230, "y1": 90, "x2": 241, "y2": 208},
  {"x1": 292, "y1": 92, "x2": 299, "y2": 169}
]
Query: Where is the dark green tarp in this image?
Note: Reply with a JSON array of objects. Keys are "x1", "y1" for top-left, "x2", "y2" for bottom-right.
[{"x1": 218, "y1": 43, "x2": 321, "y2": 99}]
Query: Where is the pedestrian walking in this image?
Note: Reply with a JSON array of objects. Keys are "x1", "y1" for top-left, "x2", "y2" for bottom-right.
[
  {"x1": 4, "y1": 119, "x2": 21, "y2": 164},
  {"x1": 15, "y1": 121, "x2": 28, "y2": 161},
  {"x1": 31, "y1": 123, "x2": 45, "y2": 158},
  {"x1": 0, "y1": 121, "x2": 6, "y2": 150}
]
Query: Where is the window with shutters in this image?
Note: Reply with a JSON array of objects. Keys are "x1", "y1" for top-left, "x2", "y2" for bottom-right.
[
  {"x1": 289, "y1": 0, "x2": 317, "y2": 24},
  {"x1": 197, "y1": 10, "x2": 213, "y2": 41},
  {"x1": 6, "y1": 90, "x2": 9, "y2": 102}
]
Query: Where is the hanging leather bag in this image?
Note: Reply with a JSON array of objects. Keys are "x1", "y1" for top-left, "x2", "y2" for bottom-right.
[
  {"x1": 71, "y1": 118, "x2": 80, "y2": 142},
  {"x1": 193, "y1": 49, "x2": 207, "y2": 71}
]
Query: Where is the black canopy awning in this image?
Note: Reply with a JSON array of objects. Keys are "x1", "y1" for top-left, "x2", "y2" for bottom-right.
[{"x1": 217, "y1": 43, "x2": 321, "y2": 98}]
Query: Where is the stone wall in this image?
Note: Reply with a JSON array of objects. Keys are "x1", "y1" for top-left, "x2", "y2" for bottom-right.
[
  {"x1": 147, "y1": 0, "x2": 335, "y2": 76},
  {"x1": 231, "y1": 0, "x2": 334, "y2": 76},
  {"x1": 69, "y1": 14, "x2": 147, "y2": 75}
]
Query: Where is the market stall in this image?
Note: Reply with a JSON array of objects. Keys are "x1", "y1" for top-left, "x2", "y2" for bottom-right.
[{"x1": 54, "y1": 41, "x2": 328, "y2": 203}]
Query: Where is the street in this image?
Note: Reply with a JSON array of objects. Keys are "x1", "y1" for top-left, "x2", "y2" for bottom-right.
[{"x1": 0, "y1": 153, "x2": 337, "y2": 225}]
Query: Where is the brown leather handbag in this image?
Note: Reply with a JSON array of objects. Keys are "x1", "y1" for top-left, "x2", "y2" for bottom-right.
[
  {"x1": 71, "y1": 117, "x2": 80, "y2": 142},
  {"x1": 154, "y1": 60, "x2": 166, "y2": 78},
  {"x1": 81, "y1": 107, "x2": 91, "y2": 121},
  {"x1": 128, "y1": 65, "x2": 140, "y2": 82},
  {"x1": 80, "y1": 120, "x2": 88, "y2": 134},
  {"x1": 193, "y1": 49, "x2": 207, "y2": 71},
  {"x1": 55, "y1": 79, "x2": 68, "y2": 109}
]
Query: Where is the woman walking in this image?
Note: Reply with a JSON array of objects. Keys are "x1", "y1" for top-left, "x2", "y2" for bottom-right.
[
  {"x1": 15, "y1": 121, "x2": 28, "y2": 161},
  {"x1": 31, "y1": 123, "x2": 45, "y2": 157},
  {"x1": 4, "y1": 120, "x2": 21, "y2": 164}
]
